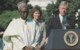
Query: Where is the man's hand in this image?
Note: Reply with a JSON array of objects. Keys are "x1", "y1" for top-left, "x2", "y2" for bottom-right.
[{"x1": 0, "y1": 32, "x2": 4, "y2": 35}]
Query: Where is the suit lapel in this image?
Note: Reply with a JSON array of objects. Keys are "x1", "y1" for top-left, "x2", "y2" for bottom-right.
[
  {"x1": 55, "y1": 15, "x2": 63, "y2": 29},
  {"x1": 57, "y1": 16, "x2": 62, "y2": 25}
]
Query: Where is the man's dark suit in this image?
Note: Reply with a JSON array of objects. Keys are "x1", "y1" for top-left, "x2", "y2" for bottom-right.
[
  {"x1": 45, "y1": 15, "x2": 75, "y2": 50},
  {"x1": 46, "y1": 14, "x2": 75, "y2": 36}
]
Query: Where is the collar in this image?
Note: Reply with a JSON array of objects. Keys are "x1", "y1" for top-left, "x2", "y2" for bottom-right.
[
  {"x1": 59, "y1": 14, "x2": 63, "y2": 24},
  {"x1": 32, "y1": 19, "x2": 39, "y2": 26},
  {"x1": 19, "y1": 18, "x2": 26, "y2": 23},
  {"x1": 32, "y1": 19, "x2": 39, "y2": 23}
]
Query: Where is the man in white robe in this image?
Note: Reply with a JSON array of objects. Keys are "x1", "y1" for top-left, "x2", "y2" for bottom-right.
[{"x1": 3, "y1": 1, "x2": 31, "y2": 50}]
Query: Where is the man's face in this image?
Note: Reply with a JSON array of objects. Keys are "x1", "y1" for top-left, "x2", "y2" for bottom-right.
[
  {"x1": 20, "y1": 7, "x2": 28, "y2": 20},
  {"x1": 59, "y1": 5, "x2": 68, "y2": 16}
]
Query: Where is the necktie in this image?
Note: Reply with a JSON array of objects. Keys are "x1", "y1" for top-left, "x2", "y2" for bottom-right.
[
  {"x1": 62, "y1": 16, "x2": 67, "y2": 29},
  {"x1": 62, "y1": 16, "x2": 66, "y2": 26}
]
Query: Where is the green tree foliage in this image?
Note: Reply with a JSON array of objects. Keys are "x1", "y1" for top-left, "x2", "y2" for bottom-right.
[
  {"x1": 46, "y1": 0, "x2": 80, "y2": 27},
  {"x1": 68, "y1": 0, "x2": 80, "y2": 17},
  {"x1": 42, "y1": 10, "x2": 49, "y2": 24},
  {"x1": 0, "y1": 0, "x2": 29, "y2": 11},
  {"x1": 54, "y1": 0, "x2": 80, "y2": 17},
  {"x1": 0, "y1": 10, "x2": 20, "y2": 30},
  {"x1": 0, "y1": 0, "x2": 30, "y2": 30},
  {"x1": 46, "y1": 0, "x2": 80, "y2": 17},
  {"x1": 46, "y1": 3, "x2": 54, "y2": 16}
]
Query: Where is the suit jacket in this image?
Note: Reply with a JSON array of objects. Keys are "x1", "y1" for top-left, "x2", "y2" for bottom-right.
[
  {"x1": 47, "y1": 14, "x2": 75, "y2": 36},
  {"x1": 27, "y1": 20, "x2": 46, "y2": 49}
]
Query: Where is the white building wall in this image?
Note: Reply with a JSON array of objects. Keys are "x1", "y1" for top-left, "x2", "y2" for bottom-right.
[{"x1": 28, "y1": 0, "x2": 57, "y2": 10}]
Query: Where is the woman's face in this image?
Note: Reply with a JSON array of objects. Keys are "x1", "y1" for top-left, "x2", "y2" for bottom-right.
[{"x1": 33, "y1": 10, "x2": 40, "y2": 20}]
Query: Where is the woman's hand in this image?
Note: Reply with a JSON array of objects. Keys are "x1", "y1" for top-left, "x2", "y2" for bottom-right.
[
  {"x1": 23, "y1": 46, "x2": 32, "y2": 50},
  {"x1": 45, "y1": 37, "x2": 48, "y2": 44},
  {"x1": 36, "y1": 45, "x2": 41, "y2": 50}
]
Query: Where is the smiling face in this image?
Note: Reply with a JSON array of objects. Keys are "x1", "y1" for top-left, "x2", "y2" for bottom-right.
[
  {"x1": 31, "y1": 7, "x2": 42, "y2": 21},
  {"x1": 33, "y1": 10, "x2": 40, "y2": 21}
]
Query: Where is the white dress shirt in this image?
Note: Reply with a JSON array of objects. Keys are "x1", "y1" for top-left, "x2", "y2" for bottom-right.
[{"x1": 59, "y1": 14, "x2": 66, "y2": 29}]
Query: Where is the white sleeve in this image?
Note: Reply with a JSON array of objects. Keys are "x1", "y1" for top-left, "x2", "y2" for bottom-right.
[
  {"x1": 11, "y1": 36, "x2": 26, "y2": 50},
  {"x1": 3, "y1": 19, "x2": 26, "y2": 50}
]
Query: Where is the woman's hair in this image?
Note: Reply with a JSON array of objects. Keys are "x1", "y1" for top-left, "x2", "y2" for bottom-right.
[{"x1": 31, "y1": 6, "x2": 42, "y2": 18}]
